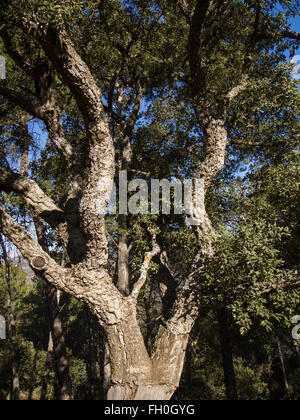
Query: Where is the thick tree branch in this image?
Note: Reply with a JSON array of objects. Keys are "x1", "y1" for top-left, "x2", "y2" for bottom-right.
[
  {"x1": 188, "y1": 0, "x2": 212, "y2": 91},
  {"x1": 0, "y1": 166, "x2": 73, "y2": 251},
  {"x1": 0, "y1": 86, "x2": 43, "y2": 119},
  {"x1": 0, "y1": 28, "x2": 114, "y2": 265},
  {"x1": 0, "y1": 203, "x2": 65, "y2": 281},
  {"x1": 0, "y1": 203, "x2": 124, "y2": 326},
  {"x1": 0, "y1": 58, "x2": 83, "y2": 263},
  {"x1": 0, "y1": 166, "x2": 64, "y2": 224},
  {"x1": 171, "y1": 0, "x2": 252, "y2": 335},
  {"x1": 34, "y1": 25, "x2": 115, "y2": 269},
  {"x1": 258, "y1": 29, "x2": 300, "y2": 42},
  {"x1": 280, "y1": 30, "x2": 300, "y2": 41},
  {"x1": 36, "y1": 26, "x2": 105, "y2": 127}
]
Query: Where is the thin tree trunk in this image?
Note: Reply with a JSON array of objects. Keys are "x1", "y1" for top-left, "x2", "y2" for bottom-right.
[
  {"x1": 28, "y1": 349, "x2": 39, "y2": 400},
  {"x1": 0, "y1": 236, "x2": 20, "y2": 400},
  {"x1": 45, "y1": 282, "x2": 73, "y2": 400},
  {"x1": 40, "y1": 331, "x2": 54, "y2": 400},
  {"x1": 34, "y1": 217, "x2": 73, "y2": 400},
  {"x1": 86, "y1": 310, "x2": 101, "y2": 399},
  {"x1": 217, "y1": 309, "x2": 238, "y2": 401},
  {"x1": 276, "y1": 335, "x2": 289, "y2": 393}
]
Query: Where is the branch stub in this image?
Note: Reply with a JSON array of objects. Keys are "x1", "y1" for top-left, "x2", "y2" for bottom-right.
[{"x1": 31, "y1": 256, "x2": 47, "y2": 271}]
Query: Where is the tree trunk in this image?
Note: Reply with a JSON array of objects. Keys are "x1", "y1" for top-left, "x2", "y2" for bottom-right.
[
  {"x1": 217, "y1": 309, "x2": 238, "y2": 401},
  {"x1": 0, "y1": 236, "x2": 20, "y2": 401},
  {"x1": 40, "y1": 331, "x2": 54, "y2": 400},
  {"x1": 28, "y1": 349, "x2": 39, "y2": 400},
  {"x1": 104, "y1": 303, "x2": 189, "y2": 400},
  {"x1": 102, "y1": 214, "x2": 131, "y2": 398},
  {"x1": 276, "y1": 335, "x2": 289, "y2": 393},
  {"x1": 34, "y1": 217, "x2": 73, "y2": 401},
  {"x1": 45, "y1": 283, "x2": 73, "y2": 400},
  {"x1": 86, "y1": 310, "x2": 102, "y2": 399}
]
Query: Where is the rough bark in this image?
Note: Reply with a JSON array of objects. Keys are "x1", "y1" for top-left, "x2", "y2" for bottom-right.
[
  {"x1": 103, "y1": 82, "x2": 144, "y2": 397},
  {"x1": 105, "y1": 302, "x2": 189, "y2": 400},
  {"x1": 36, "y1": 27, "x2": 115, "y2": 270},
  {"x1": 0, "y1": 166, "x2": 65, "y2": 231}
]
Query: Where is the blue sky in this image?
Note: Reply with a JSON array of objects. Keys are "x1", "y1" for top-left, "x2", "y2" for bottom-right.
[{"x1": 289, "y1": 13, "x2": 300, "y2": 33}]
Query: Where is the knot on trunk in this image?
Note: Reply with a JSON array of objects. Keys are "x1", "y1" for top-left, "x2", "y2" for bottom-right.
[{"x1": 31, "y1": 255, "x2": 47, "y2": 271}]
